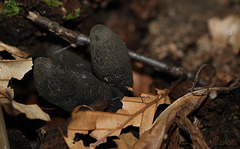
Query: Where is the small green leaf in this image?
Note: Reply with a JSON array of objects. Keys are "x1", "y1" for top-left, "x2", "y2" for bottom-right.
[
  {"x1": 64, "y1": 8, "x2": 81, "y2": 20},
  {"x1": 0, "y1": 0, "x2": 22, "y2": 17},
  {"x1": 42, "y1": 0, "x2": 63, "y2": 7}
]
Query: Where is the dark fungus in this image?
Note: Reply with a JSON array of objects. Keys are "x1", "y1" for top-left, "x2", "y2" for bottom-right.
[
  {"x1": 33, "y1": 57, "x2": 123, "y2": 113},
  {"x1": 90, "y1": 24, "x2": 133, "y2": 91},
  {"x1": 47, "y1": 46, "x2": 92, "y2": 73}
]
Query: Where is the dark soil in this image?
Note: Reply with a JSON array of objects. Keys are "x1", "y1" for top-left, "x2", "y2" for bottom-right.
[{"x1": 0, "y1": 0, "x2": 239, "y2": 148}]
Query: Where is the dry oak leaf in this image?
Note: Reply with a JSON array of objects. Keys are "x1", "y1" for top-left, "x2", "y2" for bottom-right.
[
  {"x1": 113, "y1": 132, "x2": 137, "y2": 149},
  {"x1": 64, "y1": 90, "x2": 170, "y2": 148},
  {"x1": 0, "y1": 44, "x2": 32, "y2": 88},
  {"x1": 0, "y1": 56, "x2": 49, "y2": 121},
  {"x1": 0, "y1": 41, "x2": 30, "y2": 59},
  {"x1": 0, "y1": 87, "x2": 50, "y2": 121},
  {"x1": 208, "y1": 15, "x2": 240, "y2": 54},
  {"x1": 0, "y1": 58, "x2": 33, "y2": 102}
]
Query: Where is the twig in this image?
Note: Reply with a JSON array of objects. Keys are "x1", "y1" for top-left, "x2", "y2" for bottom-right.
[
  {"x1": 27, "y1": 11, "x2": 194, "y2": 79},
  {"x1": 176, "y1": 111, "x2": 210, "y2": 149},
  {"x1": 27, "y1": 11, "x2": 90, "y2": 47},
  {"x1": 190, "y1": 64, "x2": 217, "y2": 95}
]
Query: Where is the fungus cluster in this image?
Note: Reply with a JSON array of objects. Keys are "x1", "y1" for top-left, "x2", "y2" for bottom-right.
[{"x1": 33, "y1": 24, "x2": 133, "y2": 112}]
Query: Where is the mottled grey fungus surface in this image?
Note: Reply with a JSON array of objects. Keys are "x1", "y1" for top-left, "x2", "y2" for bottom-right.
[
  {"x1": 33, "y1": 57, "x2": 123, "y2": 112},
  {"x1": 47, "y1": 46, "x2": 92, "y2": 73},
  {"x1": 90, "y1": 24, "x2": 133, "y2": 91}
]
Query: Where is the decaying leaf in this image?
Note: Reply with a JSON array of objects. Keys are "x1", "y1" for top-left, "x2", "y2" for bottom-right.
[
  {"x1": 0, "y1": 47, "x2": 48, "y2": 121},
  {"x1": 0, "y1": 58, "x2": 33, "y2": 106},
  {"x1": 208, "y1": 15, "x2": 240, "y2": 54},
  {"x1": 132, "y1": 87, "x2": 223, "y2": 149},
  {"x1": 117, "y1": 132, "x2": 137, "y2": 149},
  {"x1": 0, "y1": 87, "x2": 50, "y2": 121},
  {"x1": 0, "y1": 41, "x2": 30, "y2": 59},
  {"x1": 65, "y1": 90, "x2": 170, "y2": 148},
  {"x1": 0, "y1": 59, "x2": 33, "y2": 81}
]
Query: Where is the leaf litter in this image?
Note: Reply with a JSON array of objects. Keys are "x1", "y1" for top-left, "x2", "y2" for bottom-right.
[
  {"x1": 1, "y1": 15, "x2": 239, "y2": 148},
  {"x1": 0, "y1": 42, "x2": 227, "y2": 148},
  {"x1": 65, "y1": 89, "x2": 171, "y2": 148},
  {"x1": 0, "y1": 41, "x2": 50, "y2": 121}
]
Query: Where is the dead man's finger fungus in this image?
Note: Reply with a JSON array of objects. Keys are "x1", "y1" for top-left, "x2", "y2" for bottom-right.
[{"x1": 90, "y1": 24, "x2": 133, "y2": 91}]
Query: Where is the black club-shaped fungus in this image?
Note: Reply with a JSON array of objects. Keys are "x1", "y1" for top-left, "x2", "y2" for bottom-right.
[
  {"x1": 47, "y1": 46, "x2": 92, "y2": 73},
  {"x1": 90, "y1": 24, "x2": 133, "y2": 91},
  {"x1": 33, "y1": 57, "x2": 123, "y2": 113}
]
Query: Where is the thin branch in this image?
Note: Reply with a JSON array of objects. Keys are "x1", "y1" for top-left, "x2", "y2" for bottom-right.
[
  {"x1": 176, "y1": 111, "x2": 210, "y2": 149},
  {"x1": 27, "y1": 11, "x2": 89, "y2": 46},
  {"x1": 27, "y1": 11, "x2": 193, "y2": 79}
]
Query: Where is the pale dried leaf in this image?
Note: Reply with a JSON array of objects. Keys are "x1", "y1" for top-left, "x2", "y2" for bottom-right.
[
  {"x1": 0, "y1": 87, "x2": 50, "y2": 121},
  {"x1": 113, "y1": 138, "x2": 129, "y2": 149},
  {"x1": 119, "y1": 132, "x2": 137, "y2": 149},
  {"x1": 208, "y1": 15, "x2": 240, "y2": 54},
  {"x1": 65, "y1": 89, "x2": 171, "y2": 148},
  {"x1": 0, "y1": 80, "x2": 10, "y2": 90},
  {"x1": 0, "y1": 59, "x2": 33, "y2": 80},
  {"x1": 68, "y1": 111, "x2": 131, "y2": 141},
  {"x1": 0, "y1": 41, "x2": 29, "y2": 59},
  {"x1": 156, "y1": 89, "x2": 171, "y2": 106}
]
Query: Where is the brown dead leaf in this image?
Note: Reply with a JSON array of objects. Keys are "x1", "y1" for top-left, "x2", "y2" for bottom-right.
[
  {"x1": 208, "y1": 15, "x2": 240, "y2": 54},
  {"x1": 0, "y1": 59, "x2": 49, "y2": 122},
  {"x1": 0, "y1": 59, "x2": 33, "y2": 81},
  {"x1": 0, "y1": 59, "x2": 33, "y2": 107},
  {"x1": 0, "y1": 41, "x2": 30, "y2": 59},
  {"x1": 118, "y1": 132, "x2": 137, "y2": 149},
  {"x1": 132, "y1": 87, "x2": 224, "y2": 149},
  {"x1": 113, "y1": 138, "x2": 129, "y2": 149},
  {"x1": 133, "y1": 71, "x2": 153, "y2": 93},
  {"x1": 0, "y1": 87, "x2": 50, "y2": 121},
  {"x1": 64, "y1": 89, "x2": 171, "y2": 148}
]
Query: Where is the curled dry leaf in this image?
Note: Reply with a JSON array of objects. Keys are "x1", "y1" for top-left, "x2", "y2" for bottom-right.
[
  {"x1": 0, "y1": 59, "x2": 33, "y2": 81},
  {"x1": 64, "y1": 90, "x2": 170, "y2": 148},
  {"x1": 132, "y1": 87, "x2": 226, "y2": 149},
  {"x1": 0, "y1": 41, "x2": 30, "y2": 59},
  {"x1": 0, "y1": 52, "x2": 49, "y2": 121},
  {"x1": 0, "y1": 87, "x2": 50, "y2": 121},
  {"x1": 208, "y1": 15, "x2": 240, "y2": 54}
]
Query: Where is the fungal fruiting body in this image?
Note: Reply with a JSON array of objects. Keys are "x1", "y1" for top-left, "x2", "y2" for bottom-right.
[
  {"x1": 47, "y1": 46, "x2": 92, "y2": 73},
  {"x1": 33, "y1": 57, "x2": 123, "y2": 112},
  {"x1": 90, "y1": 24, "x2": 133, "y2": 91}
]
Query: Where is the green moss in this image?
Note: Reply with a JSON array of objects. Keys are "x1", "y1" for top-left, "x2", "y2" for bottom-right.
[
  {"x1": 64, "y1": 8, "x2": 80, "y2": 20},
  {"x1": 0, "y1": 0, "x2": 22, "y2": 17},
  {"x1": 42, "y1": 0, "x2": 63, "y2": 7}
]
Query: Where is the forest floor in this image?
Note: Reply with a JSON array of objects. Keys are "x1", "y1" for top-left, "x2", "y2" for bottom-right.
[{"x1": 0, "y1": 0, "x2": 239, "y2": 148}]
